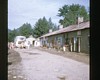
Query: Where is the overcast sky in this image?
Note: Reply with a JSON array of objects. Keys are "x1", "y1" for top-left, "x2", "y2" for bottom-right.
[{"x1": 8, "y1": 0, "x2": 89, "y2": 30}]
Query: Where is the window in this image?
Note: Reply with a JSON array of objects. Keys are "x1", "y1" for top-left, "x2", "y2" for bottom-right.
[
  {"x1": 20, "y1": 38, "x2": 24, "y2": 40},
  {"x1": 57, "y1": 36, "x2": 63, "y2": 46},
  {"x1": 18, "y1": 41, "x2": 22, "y2": 44}
]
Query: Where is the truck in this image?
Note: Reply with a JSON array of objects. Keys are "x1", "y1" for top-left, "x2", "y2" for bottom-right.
[{"x1": 14, "y1": 36, "x2": 26, "y2": 48}]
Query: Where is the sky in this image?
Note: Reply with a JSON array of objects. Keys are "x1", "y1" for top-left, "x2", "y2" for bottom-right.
[{"x1": 8, "y1": 0, "x2": 89, "y2": 30}]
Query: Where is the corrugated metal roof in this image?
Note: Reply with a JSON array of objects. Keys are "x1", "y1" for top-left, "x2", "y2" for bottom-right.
[{"x1": 40, "y1": 21, "x2": 90, "y2": 38}]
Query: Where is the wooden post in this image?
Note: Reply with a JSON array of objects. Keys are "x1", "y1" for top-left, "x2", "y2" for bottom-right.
[
  {"x1": 74, "y1": 38, "x2": 76, "y2": 51},
  {"x1": 78, "y1": 37, "x2": 81, "y2": 52},
  {"x1": 0, "y1": 0, "x2": 7, "y2": 79},
  {"x1": 77, "y1": 37, "x2": 81, "y2": 53}
]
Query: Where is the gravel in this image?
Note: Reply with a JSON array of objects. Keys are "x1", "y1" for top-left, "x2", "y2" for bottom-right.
[
  {"x1": 36, "y1": 47, "x2": 89, "y2": 64},
  {"x1": 8, "y1": 49, "x2": 25, "y2": 80},
  {"x1": 12, "y1": 48, "x2": 89, "y2": 80}
]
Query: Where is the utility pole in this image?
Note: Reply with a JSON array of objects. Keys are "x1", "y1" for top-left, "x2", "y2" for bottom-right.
[{"x1": 77, "y1": 14, "x2": 83, "y2": 53}]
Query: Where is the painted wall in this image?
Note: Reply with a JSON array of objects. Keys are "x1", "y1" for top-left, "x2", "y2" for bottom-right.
[
  {"x1": 50, "y1": 34, "x2": 64, "y2": 47},
  {"x1": 66, "y1": 29, "x2": 89, "y2": 53},
  {"x1": 39, "y1": 28, "x2": 89, "y2": 54},
  {"x1": 80, "y1": 29, "x2": 90, "y2": 53}
]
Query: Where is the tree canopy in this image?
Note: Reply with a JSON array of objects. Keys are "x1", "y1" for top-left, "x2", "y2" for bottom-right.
[
  {"x1": 33, "y1": 17, "x2": 57, "y2": 38},
  {"x1": 8, "y1": 28, "x2": 18, "y2": 42},
  {"x1": 48, "y1": 18, "x2": 58, "y2": 31},
  {"x1": 8, "y1": 17, "x2": 57, "y2": 42},
  {"x1": 19, "y1": 23, "x2": 33, "y2": 38},
  {"x1": 8, "y1": 23, "x2": 33, "y2": 42},
  {"x1": 58, "y1": 4, "x2": 89, "y2": 27}
]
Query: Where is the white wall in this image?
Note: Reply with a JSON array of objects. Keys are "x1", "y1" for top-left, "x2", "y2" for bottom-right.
[{"x1": 34, "y1": 40, "x2": 40, "y2": 47}]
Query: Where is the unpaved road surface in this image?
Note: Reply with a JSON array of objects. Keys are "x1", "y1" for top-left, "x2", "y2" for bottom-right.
[{"x1": 8, "y1": 48, "x2": 89, "y2": 80}]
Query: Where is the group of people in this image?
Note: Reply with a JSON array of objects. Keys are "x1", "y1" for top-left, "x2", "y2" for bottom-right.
[
  {"x1": 8, "y1": 42, "x2": 15, "y2": 49},
  {"x1": 8, "y1": 41, "x2": 31, "y2": 49}
]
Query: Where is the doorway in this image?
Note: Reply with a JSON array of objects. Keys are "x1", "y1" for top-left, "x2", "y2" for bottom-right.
[
  {"x1": 76, "y1": 37, "x2": 81, "y2": 52},
  {"x1": 33, "y1": 41, "x2": 35, "y2": 46}
]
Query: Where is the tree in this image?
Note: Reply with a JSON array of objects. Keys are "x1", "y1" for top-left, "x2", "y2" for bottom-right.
[
  {"x1": 8, "y1": 23, "x2": 33, "y2": 42},
  {"x1": 8, "y1": 28, "x2": 18, "y2": 42},
  {"x1": 53, "y1": 24, "x2": 58, "y2": 31},
  {"x1": 33, "y1": 17, "x2": 49, "y2": 38},
  {"x1": 48, "y1": 18, "x2": 54, "y2": 29},
  {"x1": 58, "y1": 4, "x2": 89, "y2": 27},
  {"x1": 48, "y1": 18, "x2": 58, "y2": 31},
  {"x1": 19, "y1": 23, "x2": 33, "y2": 38},
  {"x1": 33, "y1": 17, "x2": 58, "y2": 38}
]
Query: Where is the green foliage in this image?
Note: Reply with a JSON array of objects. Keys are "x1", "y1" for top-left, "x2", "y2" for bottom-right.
[
  {"x1": 8, "y1": 15, "x2": 58, "y2": 40},
  {"x1": 58, "y1": 5, "x2": 69, "y2": 17},
  {"x1": 58, "y1": 4, "x2": 89, "y2": 27},
  {"x1": 8, "y1": 29, "x2": 18, "y2": 42},
  {"x1": 33, "y1": 17, "x2": 58, "y2": 38},
  {"x1": 8, "y1": 23, "x2": 33, "y2": 42},
  {"x1": 33, "y1": 17, "x2": 49, "y2": 38},
  {"x1": 48, "y1": 18, "x2": 58, "y2": 31},
  {"x1": 19, "y1": 23, "x2": 33, "y2": 38}
]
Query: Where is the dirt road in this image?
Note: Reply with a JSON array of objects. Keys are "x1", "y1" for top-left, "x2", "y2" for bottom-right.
[{"x1": 8, "y1": 48, "x2": 89, "y2": 80}]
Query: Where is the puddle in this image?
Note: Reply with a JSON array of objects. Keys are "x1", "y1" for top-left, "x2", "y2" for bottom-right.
[
  {"x1": 29, "y1": 53, "x2": 40, "y2": 55},
  {"x1": 23, "y1": 52, "x2": 40, "y2": 55}
]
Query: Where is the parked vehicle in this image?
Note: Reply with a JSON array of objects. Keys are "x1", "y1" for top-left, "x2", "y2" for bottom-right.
[{"x1": 14, "y1": 36, "x2": 26, "y2": 48}]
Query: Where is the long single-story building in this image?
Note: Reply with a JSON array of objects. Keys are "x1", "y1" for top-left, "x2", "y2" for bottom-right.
[{"x1": 39, "y1": 21, "x2": 90, "y2": 54}]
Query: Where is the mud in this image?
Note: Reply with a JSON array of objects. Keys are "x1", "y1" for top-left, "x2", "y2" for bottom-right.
[
  {"x1": 14, "y1": 48, "x2": 89, "y2": 80},
  {"x1": 8, "y1": 49, "x2": 27, "y2": 80},
  {"x1": 8, "y1": 48, "x2": 89, "y2": 80}
]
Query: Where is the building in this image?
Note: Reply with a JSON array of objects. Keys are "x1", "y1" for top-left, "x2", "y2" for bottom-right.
[
  {"x1": 25, "y1": 35, "x2": 36, "y2": 46},
  {"x1": 34, "y1": 38, "x2": 41, "y2": 47},
  {"x1": 39, "y1": 21, "x2": 90, "y2": 53},
  {"x1": 25, "y1": 35, "x2": 41, "y2": 47}
]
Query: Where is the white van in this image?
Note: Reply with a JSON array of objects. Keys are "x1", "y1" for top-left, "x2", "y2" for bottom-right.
[{"x1": 14, "y1": 36, "x2": 26, "y2": 48}]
